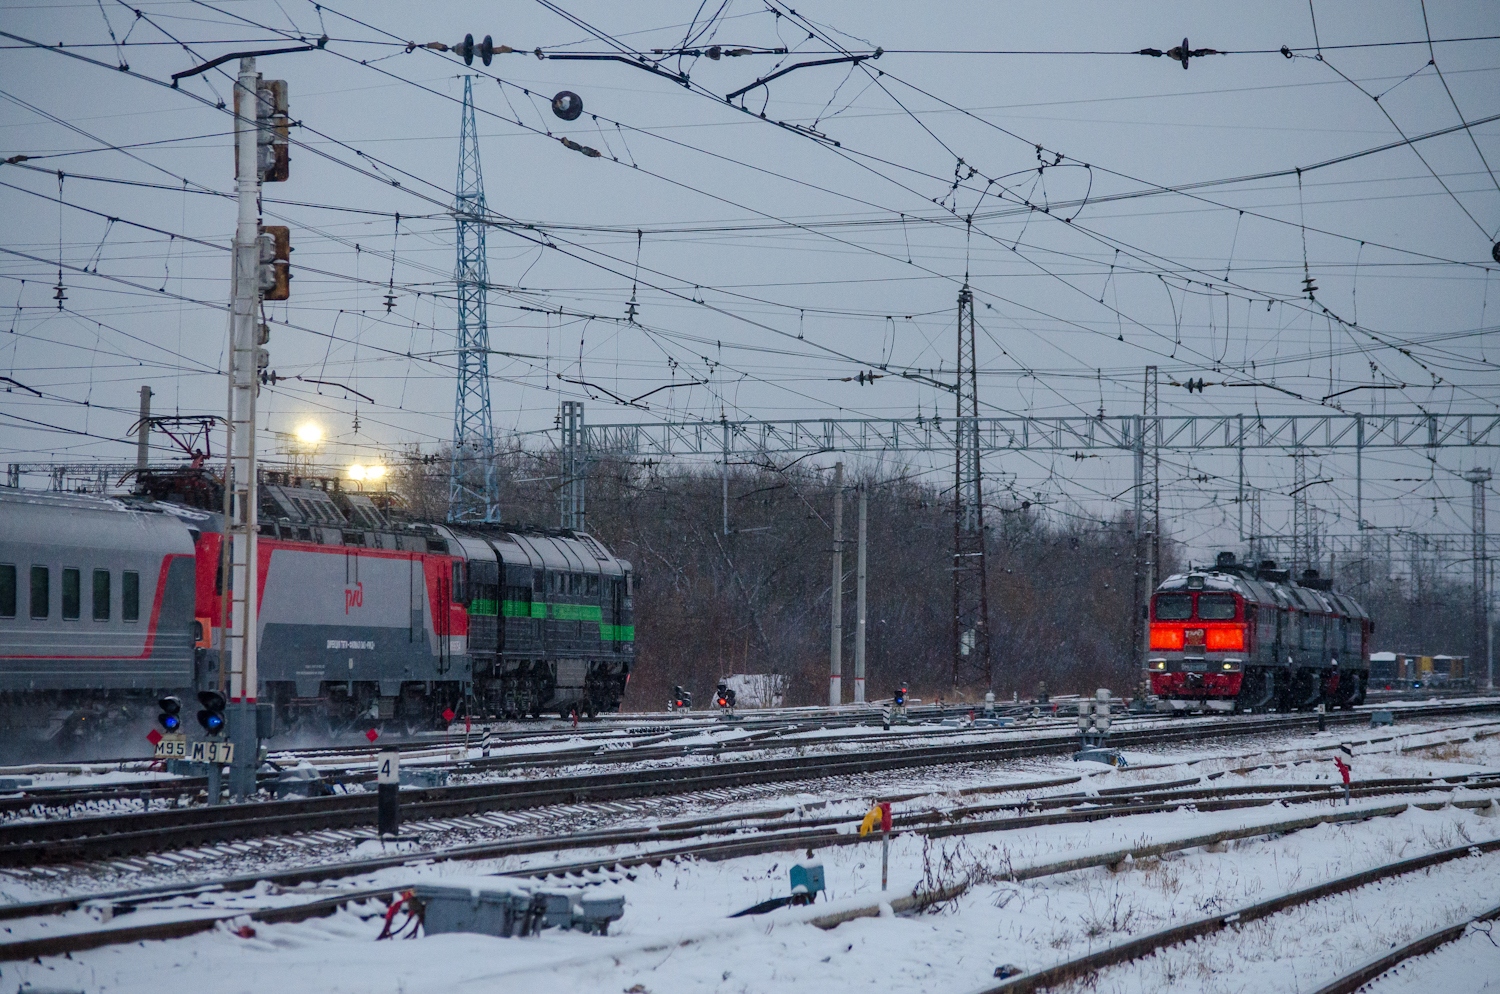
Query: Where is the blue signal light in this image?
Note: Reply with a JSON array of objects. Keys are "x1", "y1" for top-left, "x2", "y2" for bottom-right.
[
  {"x1": 157, "y1": 695, "x2": 183, "y2": 732},
  {"x1": 199, "y1": 710, "x2": 225, "y2": 734}
]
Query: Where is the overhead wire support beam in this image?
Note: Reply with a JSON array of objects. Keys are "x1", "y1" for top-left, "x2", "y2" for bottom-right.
[
  {"x1": 543, "y1": 53, "x2": 690, "y2": 87},
  {"x1": 724, "y1": 49, "x2": 882, "y2": 103},
  {"x1": 170, "y1": 42, "x2": 323, "y2": 86}
]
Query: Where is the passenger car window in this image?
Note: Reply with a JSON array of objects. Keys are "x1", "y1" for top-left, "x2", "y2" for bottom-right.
[
  {"x1": 1155, "y1": 594, "x2": 1191, "y2": 620},
  {"x1": 62, "y1": 569, "x2": 81, "y2": 620},
  {"x1": 30, "y1": 565, "x2": 49, "y2": 619},
  {"x1": 0, "y1": 564, "x2": 15, "y2": 618},
  {"x1": 92, "y1": 569, "x2": 110, "y2": 621},
  {"x1": 122, "y1": 570, "x2": 140, "y2": 622}
]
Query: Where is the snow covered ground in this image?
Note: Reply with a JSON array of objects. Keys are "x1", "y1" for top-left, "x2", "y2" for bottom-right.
[{"x1": 5, "y1": 718, "x2": 1500, "y2": 993}]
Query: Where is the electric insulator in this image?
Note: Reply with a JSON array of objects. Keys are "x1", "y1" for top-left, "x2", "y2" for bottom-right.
[{"x1": 552, "y1": 90, "x2": 583, "y2": 121}]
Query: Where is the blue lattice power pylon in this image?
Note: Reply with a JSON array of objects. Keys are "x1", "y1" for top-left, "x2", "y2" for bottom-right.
[{"x1": 449, "y1": 75, "x2": 498, "y2": 522}]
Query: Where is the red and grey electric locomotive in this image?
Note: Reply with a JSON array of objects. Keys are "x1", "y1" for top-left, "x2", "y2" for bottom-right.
[
  {"x1": 0, "y1": 471, "x2": 634, "y2": 743},
  {"x1": 1147, "y1": 551, "x2": 1371, "y2": 713}
]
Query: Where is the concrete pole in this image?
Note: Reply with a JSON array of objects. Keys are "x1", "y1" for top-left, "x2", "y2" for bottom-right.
[
  {"x1": 855, "y1": 483, "x2": 867, "y2": 704},
  {"x1": 135, "y1": 386, "x2": 152, "y2": 471},
  {"x1": 1132, "y1": 415, "x2": 1146, "y2": 671},
  {"x1": 829, "y1": 461, "x2": 844, "y2": 706},
  {"x1": 226, "y1": 57, "x2": 262, "y2": 799},
  {"x1": 1489, "y1": 556, "x2": 1495, "y2": 691},
  {"x1": 1236, "y1": 415, "x2": 1244, "y2": 545},
  {"x1": 1357, "y1": 417, "x2": 1367, "y2": 594},
  {"x1": 1466, "y1": 468, "x2": 1492, "y2": 685}
]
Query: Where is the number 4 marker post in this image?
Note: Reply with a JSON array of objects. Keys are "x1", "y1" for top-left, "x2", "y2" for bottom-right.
[{"x1": 377, "y1": 749, "x2": 400, "y2": 837}]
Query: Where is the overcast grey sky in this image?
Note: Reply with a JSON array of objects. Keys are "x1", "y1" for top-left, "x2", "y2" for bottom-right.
[{"x1": 1, "y1": 0, "x2": 1497, "y2": 565}]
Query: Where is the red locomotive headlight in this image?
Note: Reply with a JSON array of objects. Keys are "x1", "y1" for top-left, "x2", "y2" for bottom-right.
[
  {"x1": 1149, "y1": 624, "x2": 1184, "y2": 650},
  {"x1": 1205, "y1": 626, "x2": 1246, "y2": 652}
]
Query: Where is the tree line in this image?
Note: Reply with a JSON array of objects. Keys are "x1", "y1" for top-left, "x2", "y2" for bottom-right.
[{"x1": 392, "y1": 448, "x2": 1480, "y2": 709}]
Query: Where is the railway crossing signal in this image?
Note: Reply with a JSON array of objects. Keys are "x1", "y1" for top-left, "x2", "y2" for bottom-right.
[
  {"x1": 157, "y1": 696, "x2": 182, "y2": 732},
  {"x1": 197, "y1": 690, "x2": 227, "y2": 734}
]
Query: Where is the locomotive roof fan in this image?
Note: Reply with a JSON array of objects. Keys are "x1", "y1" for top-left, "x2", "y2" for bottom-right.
[{"x1": 552, "y1": 91, "x2": 583, "y2": 121}]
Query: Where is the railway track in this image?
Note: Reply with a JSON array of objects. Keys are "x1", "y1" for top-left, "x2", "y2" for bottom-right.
[
  {"x1": 977, "y1": 825, "x2": 1500, "y2": 994},
  {"x1": 0, "y1": 719, "x2": 1094, "y2": 827},
  {"x1": 0, "y1": 706, "x2": 1077, "y2": 817},
  {"x1": 1308, "y1": 901, "x2": 1500, "y2": 994},
  {"x1": 0, "y1": 703, "x2": 1492, "y2": 868},
  {"x1": 3, "y1": 756, "x2": 1495, "y2": 964}
]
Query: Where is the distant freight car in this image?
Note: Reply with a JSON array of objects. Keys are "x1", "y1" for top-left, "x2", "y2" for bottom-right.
[
  {"x1": 0, "y1": 473, "x2": 634, "y2": 741},
  {"x1": 1147, "y1": 551, "x2": 1371, "y2": 713}
]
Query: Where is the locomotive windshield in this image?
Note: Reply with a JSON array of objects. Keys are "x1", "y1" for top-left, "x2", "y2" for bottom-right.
[
  {"x1": 1156, "y1": 593, "x2": 1191, "y2": 619},
  {"x1": 1198, "y1": 594, "x2": 1236, "y2": 620}
]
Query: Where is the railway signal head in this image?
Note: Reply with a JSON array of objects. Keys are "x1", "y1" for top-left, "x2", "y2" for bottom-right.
[
  {"x1": 893, "y1": 685, "x2": 907, "y2": 707},
  {"x1": 196, "y1": 690, "x2": 227, "y2": 735},
  {"x1": 157, "y1": 696, "x2": 182, "y2": 732}
]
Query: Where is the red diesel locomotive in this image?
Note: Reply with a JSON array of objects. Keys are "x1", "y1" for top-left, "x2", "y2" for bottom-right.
[{"x1": 1148, "y1": 551, "x2": 1371, "y2": 713}]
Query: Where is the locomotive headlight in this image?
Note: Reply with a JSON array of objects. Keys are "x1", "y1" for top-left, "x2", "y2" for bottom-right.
[
  {"x1": 364, "y1": 464, "x2": 386, "y2": 481},
  {"x1": 347, "y1": 463, "x2": 367, "y2": 481}
]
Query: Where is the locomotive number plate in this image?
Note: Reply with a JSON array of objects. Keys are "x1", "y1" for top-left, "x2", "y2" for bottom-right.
[
  {"x1": 153, "y1": 733, "x2": 188, "y2": 759},
  {"x1": 188, "y1": 740, "x2": 234, "y2": 764}
]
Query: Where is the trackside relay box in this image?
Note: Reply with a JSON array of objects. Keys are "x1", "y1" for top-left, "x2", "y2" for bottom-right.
[{"x1": 414, "y1": 876, "x2": 625, "y2": 937}]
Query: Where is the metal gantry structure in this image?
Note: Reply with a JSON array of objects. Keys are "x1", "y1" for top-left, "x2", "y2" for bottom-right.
[
  {"x1": 952, "y1": 285, "x2": 991, "y2": 689},
  {"x1": 449, "y1": 76, "x2": 498, "y2": 523},
  {"x1": 583, "y1": 412, "x2": 1500, "y2": 460},
  {"x1": 581, "y1": 408, "x2": 1500, "y2": 685}
]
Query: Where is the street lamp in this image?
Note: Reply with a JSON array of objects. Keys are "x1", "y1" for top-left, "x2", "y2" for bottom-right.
[{"x1": 347, "y1": 463, "x2": 385, "y2": 488}]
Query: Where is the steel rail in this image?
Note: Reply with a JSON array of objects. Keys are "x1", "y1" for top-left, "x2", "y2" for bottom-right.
[
  {"x1": 5, "y1": 771, "x2": 1477, "y2": 926},
  {"x1": 1306, "y1": 900, "x2": 1500, "y2": 994},
  {"x1": 1, "y1": 703, "x2": 1495, "y2": 866},
  {"x1": 0, "y1": 785, "x2": 1456, "y2": 963},
  {"x1": 976, "y1": 833, "x2": 1500, "y2": 993}
]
